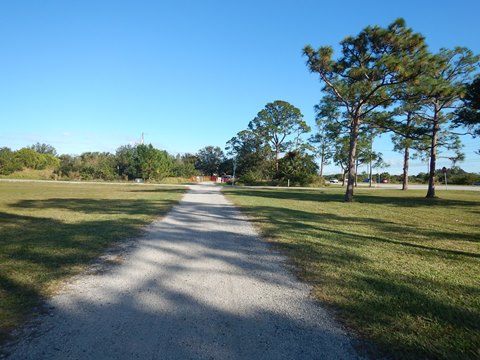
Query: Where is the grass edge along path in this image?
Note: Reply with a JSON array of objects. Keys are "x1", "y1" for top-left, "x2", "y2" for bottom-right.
[
  {"x1": 0, "y1": 182, "x2": 186, "y2": 345},
  {"x1": 223, "y1": 187, "x2": 480, "y2": 360}
]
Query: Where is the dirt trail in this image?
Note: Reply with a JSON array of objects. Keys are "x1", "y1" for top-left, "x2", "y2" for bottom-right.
[{"x1": 6, "y1": 183, "x2": 361, "y2": 359}]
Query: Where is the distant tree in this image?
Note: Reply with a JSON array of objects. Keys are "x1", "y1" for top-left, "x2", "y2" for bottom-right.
[
  {"x1": 248, "y1": 100, "x2": 309, "y2": 176},
  {"x1": 304, "y1": 18, "x2": 429, "y2": 201},
  {"x1": 172, "y1": 153, "x2": 198, "y2": 178},
  {"x1": 226, "y1": 129, "x2": 273, "y2": 180},
  {"x1": 379, "y1": 79, "x2": 427, "y2": 191},
  {"x1": 40, "y1": 154, "x2": 60, "y2": 170},
  {"x1": 79, "y1": 152, "x2": 117, "y2": 180},
  {"x1": 455, "y1": 75, "x2": 480, "y2": 153},
  {"x1": 14, "y1": 148, "x2": 44, "y2": 169},
  {"x1": 135, "y1": 144, "x2": 173, "y2": 181},
  {"x1": 180, "y1": 153, "x2": 198, "y2": 167},
  {"x1": 0, "y1": 147, "x2": 21, "y2": 175},
  {"x1": 309, "y1": 102, "x2": 337, "y2": 177},
  {"x1": 115, "y1": 145, "x2": 137, "y2": 179},
  {"x1": 356, "y1": 129, "x2": 388, "y2": 187},
  {"x1": 278, "y1": 150, "x2": 318, "y2": 186},
  {"x1": 28, "y1": 142, "x2": 57, "y2": 156},
  {"x1": 57, "y1": 154, "x2": 82, "y2": 179},
  {"x1": 413, "y1": 47, "x2": 478, "y2": 198},
  {"x1": 332, "y1": 136, "x2": 350, "y2": 186},
  {"x1": 195, "y1": 146, "x2": 225, "y2": 176}
]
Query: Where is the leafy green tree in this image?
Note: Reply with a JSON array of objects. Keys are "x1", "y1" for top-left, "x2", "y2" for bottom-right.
[
  {"x1": 455, "y1": 75, "x2": 480, "y2": 153},
  {"x1": 226, "y1": 129, "x2": 273, "y2": 180},
  {"x1": 114, "y1": 144, "x2": 174, "y2": 181},
  {"x1": 0, "y1": 147, "x2": 21, "y2": 175},
  {"x1": 28, "y1": 142, "x2": 57, "y2": 156},
  {"x1": 195, "y1": 146, "x2": 225, "y2": 176},
  {"x1": 57, "y1": 154, "x2": 82, "y2": 179},
  {"x1": 309, "y1": 102, "x2": 337, "y2": 177},
  {"x1": 304, "y1": 18, "x2": 428, "y2": 201},
  {"x1": 373, "y1": 77, "x2": 430, "y2": 191},
  {"x1": 413, "y1": 48, "x2": 478, "y2": 198},
  {"x1": 115, "y1": 145, "x2": 137, "y2": 179},
  {"x1": 14, "y1": 148, "x2": 44, "y2": 169},
  {"x1": 357, "y1": 129, "x2": 388, "y2": 187},
  {"x1": 278, "y1": 150, "x2": 318, "y2": 186},
  {"x1": 79, "y1": 152, "x2": 117, "y2": 180},
  {"x1": 135, "y1": 144, "x2": 173, "y2": 181},
  {"x1": 331, "y1": 136, "x2": 350, "y2": 185},
  {"x1": 391, "y1": 118, "x2": 421, "y2": 190},
  {"x1": 171, "y1": 154, "x2": 198, "y2": 178},
  {"x1": 40, "y1": 154, "x2": 60, "y2": 170},
  {"x1": 248, "y1": 100, "x2": 309, "y2": 176}
]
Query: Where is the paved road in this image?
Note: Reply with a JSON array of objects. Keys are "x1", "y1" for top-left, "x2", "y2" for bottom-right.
[{"x1": 5, "y1": 184, "x2": 361, "y2": 360}]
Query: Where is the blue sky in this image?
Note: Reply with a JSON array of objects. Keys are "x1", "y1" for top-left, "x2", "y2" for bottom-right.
[{"x1": 1, "y1": 0, "x2": 479, "y2": 175}]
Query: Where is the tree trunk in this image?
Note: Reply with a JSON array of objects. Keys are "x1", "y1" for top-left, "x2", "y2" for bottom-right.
[
  {"x1": 426, "y1": 114, "x2": 439, "y2": 198},
  {"x1": 355, "y1": 158, "x2": 359, "y2": 187},
  {"x1": 275, "y1": 147, "x2": 279, "y2": 176},
  {"x1": 369, "y1": 135, "x2": 373, "y2": 188},
  {"x1": 345, "y1": 118, "x2": 359, "y2": 202},
  {"x1": 402, "y1": 145, "x2": 410, "y2": 190},
  {"x1": 402, "y1": 113, "x2": 412, "y2": 191},
  {"x1": 319, "y1": 151, "x2": 324, "y2": 177},
  {"x1": 369, "y1": 162, "x2": 373, "y2": 188}
]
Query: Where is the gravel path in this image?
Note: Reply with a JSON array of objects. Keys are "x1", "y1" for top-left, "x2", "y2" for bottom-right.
[{"x1": 6, "y1": 183, "x2": 361, "y2": 359}]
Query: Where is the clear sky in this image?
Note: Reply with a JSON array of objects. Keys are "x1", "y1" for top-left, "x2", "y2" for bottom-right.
[{"x1": 1, "y1": 0, "x2": 479, "y2": 175}]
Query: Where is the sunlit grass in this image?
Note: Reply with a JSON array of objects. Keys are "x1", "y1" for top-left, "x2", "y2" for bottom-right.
[
  {"x1": 223, "y1": 187, "x2": 480, "y2": 360},
  {"x1": 0, "y1": 182, "x2": 185, "y2": 342}
]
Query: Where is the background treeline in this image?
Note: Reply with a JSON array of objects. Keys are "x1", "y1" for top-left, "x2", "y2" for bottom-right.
[
  {"x1": 0, "y1": 142, "x2": 200, "y2": 182},
  {"x1": 219, "y1": 19, "x2": 480, "y2": 197},
  {"x1": 1, "y1": 140, "x2": 478, "y2": 185}
]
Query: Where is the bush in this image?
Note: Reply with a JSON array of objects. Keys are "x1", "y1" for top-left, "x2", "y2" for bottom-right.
[
  {"x1": 308, "y1": 176, "x2": 326, "y2": 187},
  {"x1": 239, "y1": 170, "x2": 265, "y2": 185},
  {"x1": 0, "y1": 148, "x2": 21, "y2": 175}
]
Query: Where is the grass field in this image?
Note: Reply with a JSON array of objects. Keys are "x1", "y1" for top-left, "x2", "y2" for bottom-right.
[
  {"x1": 223, "y1": 187, "x2": 480, "y2": 360},
  {"x1": 0, "y1": 181, "x2": 185, "y2": 343}
]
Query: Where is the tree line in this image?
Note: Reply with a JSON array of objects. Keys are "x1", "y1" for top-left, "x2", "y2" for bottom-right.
[
  {"x1": 221, "y1": 18, "x2": 479, "y2": 200},
  {"x1": 0, "y1": 142, "x2": 201, "y2": 181}
]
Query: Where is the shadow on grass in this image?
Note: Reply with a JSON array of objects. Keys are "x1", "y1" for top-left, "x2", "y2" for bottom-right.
[
  {"x1": 128, "y1": 188, "x2": 188, "y2": 193},
  {"x1": 224, "y1": 188, "x2": 480, "y2": 208},
  {"x1": 342, "y1": 271, "x2": 480, "y2": 359},
  {"x1": 237, "y1": 204, "x2": 479, "y2": 258},
  {"x1": 0, "y1": 195, "x2": 181, "y2": 344},
  {"x1": 10, "y1": 198, "x2": 180, "y2": 216},
  {"x1": 224, "y1": 189, "x2": 480, "y2": 358}
]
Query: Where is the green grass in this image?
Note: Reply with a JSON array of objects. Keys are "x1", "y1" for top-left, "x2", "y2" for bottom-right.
[
  {"x1": 0, "y1": 181, "x2": 185, "y2": 342},
  {"x1": 223, "y1": 187, "x2": 480, "y2": 360}
]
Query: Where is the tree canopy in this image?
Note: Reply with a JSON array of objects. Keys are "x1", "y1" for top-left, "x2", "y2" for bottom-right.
[
  {"x1": 248, "y1": 100, "x2": 310, "y2": 175},
  {"x1": 455, "y1": 75, "x2": 480, "y2": 140},
  {"x1": 195, "y1": 146, "x2": 225, "y2": 176},
  {"x1": 304, "y1": 18, "x2": 429, "y2": 201}
]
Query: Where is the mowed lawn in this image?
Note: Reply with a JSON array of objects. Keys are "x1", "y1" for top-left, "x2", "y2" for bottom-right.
[
  {"x1": 223, "y1": 187, "x2": 480, "y2": 360},
  {"x1": 0, "y1": 181, "x2": 185, "y2": 343}
]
